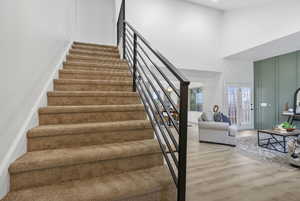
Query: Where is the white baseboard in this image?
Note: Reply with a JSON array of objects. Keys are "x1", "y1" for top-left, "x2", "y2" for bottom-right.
[{"x1": 0, "y1": 41, "x2": 73, "y2": 199}]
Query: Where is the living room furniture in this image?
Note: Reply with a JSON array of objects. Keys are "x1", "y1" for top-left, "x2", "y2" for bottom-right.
[
  {"x1": 198, "y1": 115, "x2": 237, "y2": 147},
  {"x1": 257, "y1": 129, "x2": 300, "y2": 153},
  {"x1": 287, "y1": 138, "x2": 300, "y2": 167},
  {"x1": 282, "y1": 111, "x2": 300, "y2": 124}
]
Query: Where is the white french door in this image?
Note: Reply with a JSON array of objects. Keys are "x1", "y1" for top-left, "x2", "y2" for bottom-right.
[{"x1": 225, "y1": 84, "x2": 253, "y2": 130}]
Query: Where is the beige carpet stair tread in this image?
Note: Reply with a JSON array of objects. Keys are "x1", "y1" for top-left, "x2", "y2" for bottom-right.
[
  {"x1": 10, "y1": 139, "x2": 160, "y2": 174},
  {"x1": 70, "y1": 49, "x2": 120, "y2": 57},
  {"x1": 67, "y1": 55, "x2": 126, "y2": 63},
  {"x1": 54, "y1": 79, "x2": 132, "y2": 86},
  {"x1": 3, "y1": 166, "x2": 174, "y2": 201},
  {"x1": 64, "y1": 61, "x2": 129, "y2": 70},
  {"x1": 39, "y1": 104, "x2": 144, "y2": 114},
  {"x1": 59, "y1": 69, "x2": 131, "y2": 77},
  {"x1": 72, "y1": 46, "x2": 119, "y2": 54},
  {"x1": 63, "y1": 67, "x2": 129, "y2": 73},
  {"x1": 48, "y1": 91, "x2": 137, "y2": 97},
  {"x1": 28, "y1": 120, "x2": 152, "y2": 138},
  {"x1": 72, "y1": 44, "x2": 119, "y2": 51}
]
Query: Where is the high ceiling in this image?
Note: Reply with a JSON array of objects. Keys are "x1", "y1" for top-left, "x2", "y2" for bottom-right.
[{"x1": 184, "y1": 0, "x2": 278, "y2": 10}]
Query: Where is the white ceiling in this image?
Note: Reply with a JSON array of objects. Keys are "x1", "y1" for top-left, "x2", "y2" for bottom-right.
[{"x1": 184, "y1": 0, "x2": 278, "y2": 10}]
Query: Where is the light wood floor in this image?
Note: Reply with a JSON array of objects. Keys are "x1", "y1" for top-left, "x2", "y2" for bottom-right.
[{"x1": 186, "y1": 125, "x2": 300, "y2": 201}]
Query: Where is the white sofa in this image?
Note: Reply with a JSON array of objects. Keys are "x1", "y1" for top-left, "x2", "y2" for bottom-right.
[{"x1": 198, "y1": 113, "x2": 237, "y2": 147}]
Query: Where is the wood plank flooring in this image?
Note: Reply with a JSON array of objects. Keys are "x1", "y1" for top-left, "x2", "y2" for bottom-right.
[{"x1": 186, "y1": 125, "x2": 300, "y2": 201}]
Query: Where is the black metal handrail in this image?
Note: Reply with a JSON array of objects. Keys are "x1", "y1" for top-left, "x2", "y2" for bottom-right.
[{"x1": 117, "y1": 1, "x2": 190, "y2": 201}]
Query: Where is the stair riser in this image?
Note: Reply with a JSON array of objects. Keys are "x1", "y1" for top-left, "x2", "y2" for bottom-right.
[
  {"x1": 10, "y1": 154, "x2": 163, "y2": 191},
  {"x1": 67, "y1": 58, "x2": 126, "y2": 65},
  {"x1": 73, "y1": 42, "x2": 117, "y2": 48},
  {"x1": 28, "y1": 129, "x2": 153, "y2": 151},
  {"x1": 59, "y1": 72, "x2": 132, "y2": 81},
  {"x1": 72, "y1": 45, "x2": 119, "y2": 53},
  {"x1": 64, "y1": 65, "x2": 129, "y2": 72},
  {"x1": 69, "y1": 51, "x2": 120, "y2": 58},
  {"x1": 54, "y1": 83, "x2": 132, "y2": 92},
  {"x1": 39, "y1": 111, "x2": 146, "y2": 125},
  {"x1": 48, "y1": 96, "x2": 140, "y2": 106}
]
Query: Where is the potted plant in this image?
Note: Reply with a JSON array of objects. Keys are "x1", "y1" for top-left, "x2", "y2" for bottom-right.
[{"x1": 280, "y1": 122, "x2": 296, "y2": 132}]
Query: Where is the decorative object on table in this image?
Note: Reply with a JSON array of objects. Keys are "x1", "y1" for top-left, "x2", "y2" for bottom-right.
[
  {"x1": 279, "y1": 122, "x2": 296, "y2": 132},
  {"x1": 284, "y1": 102, "x2": 289, "y2": 111}
]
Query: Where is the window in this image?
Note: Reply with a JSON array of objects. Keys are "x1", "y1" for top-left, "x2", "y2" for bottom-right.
[
  {"x1": 189, "y1": 88, "x2": 204, "y2": 112},
  {"x1": 225, "y1": 84, "x2": 252, "y2": 129}
]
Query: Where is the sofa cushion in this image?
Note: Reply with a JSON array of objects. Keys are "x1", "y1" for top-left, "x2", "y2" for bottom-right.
[{"x1": 198, "y1": 121, "x2": 229, "y2": 130}]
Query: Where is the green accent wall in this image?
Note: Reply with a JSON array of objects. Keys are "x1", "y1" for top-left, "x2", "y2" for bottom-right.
[{"x1": 254, "y1": 51, "x2": 300, "y2": 129}]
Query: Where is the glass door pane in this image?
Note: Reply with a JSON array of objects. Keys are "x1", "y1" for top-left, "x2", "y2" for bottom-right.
[
  {"x1": 227, "y1": 87, "x2": 238, "y2": 125},
  {"x1": 240, "y1": 88, "x2": 251, "y2": 127},
  {"x1": 226, "y1": 85, "x2": 253, "y2": 129}
]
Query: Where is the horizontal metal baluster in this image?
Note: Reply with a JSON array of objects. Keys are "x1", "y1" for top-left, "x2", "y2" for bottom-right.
[
  {"x1": 136, "y1": 52, "x2": 180, "y2": 133},
  {"x1": 134, "y1": 65, "x2": 179, "y2": 165},
  {"x1": 135, "y1": 80, "x2": 178, "y2": 186},
  {"x1": 136, "y1": 49, "x2": 179, "y2": 115},
  {"x1": 135, "y1": 59, "x2": 179, "y2": 149}
]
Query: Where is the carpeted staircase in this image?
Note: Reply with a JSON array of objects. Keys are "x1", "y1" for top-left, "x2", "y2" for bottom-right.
[{"x1": 2, "y1": 42, "x2": 175, "y2": 201}]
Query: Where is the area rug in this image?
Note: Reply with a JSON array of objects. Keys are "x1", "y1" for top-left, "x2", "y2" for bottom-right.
[{"x1": 235, "y1": 133, "x2": 297, "y2": 169}]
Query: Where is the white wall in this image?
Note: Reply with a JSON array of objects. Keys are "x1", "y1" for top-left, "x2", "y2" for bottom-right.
[
  {"x1": 0, "y1": 0, "x2": 75, "y2": 198},
  {"x1": 119, "y1": 0, "x2": 223, "y2": 71},
  {"x1": 222, "y1": 0, "x2": 300, "y2": 58},
  {"x1": 76, "y1": 0, "x2": 116, "y2": 45},
  {"x1": 114, "y1": 0, "x2": 254, "y2": 124}
]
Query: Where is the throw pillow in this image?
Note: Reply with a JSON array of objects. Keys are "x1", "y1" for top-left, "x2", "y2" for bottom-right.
[
  {"x1": 213, "y1": 112, "x2": 222, "y2": 122},
  {"x1": 201, "y1": 112, "x2": 208, "y2": 121},
  {"x1": 221, "y1": 113, "x2": 231, "y2": 125}
]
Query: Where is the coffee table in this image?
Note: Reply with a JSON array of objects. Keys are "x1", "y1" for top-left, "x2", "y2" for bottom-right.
[{"x1": 257, "y1": 129, "x2": 300, "y2": 153}]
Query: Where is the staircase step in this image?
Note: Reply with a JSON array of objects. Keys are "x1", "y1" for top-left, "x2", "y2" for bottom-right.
[
  {"x1": 64, "y1": 61, "x2": 129, "y2": 71},
  {"x1": 39, "y1": 104, "x2": 146, "y2": 125},
  {"x1": 67, "y1": 55, "x2": 126, "y2": 64},
  {"x1": 73, "y1": 42, "x2": 117, "y2": 49},
  {"x1": 9, "y1": 140, "x2": 162, "y2": 190},
  {"x1": 48, "y1": 91, "x2": 139, "y2": 106},
  {"x1": 59, "y1": 69, "x2": 132, "y2": 81},
  {"x1": 27, "y1": 120, "x2": 153, "y2": 151},
  {"x1": 69, "y1": 49, "x2": 120, "y2": 58},
  {"x1": 3, "y1": 166, "x2": 175, "y2": 201},
  {"x1": 72, "y1": 44, "x2": 119, "y2": 53},
  {"x1": 54, "y1": 79, "x2": 133, "y2": 92}
]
